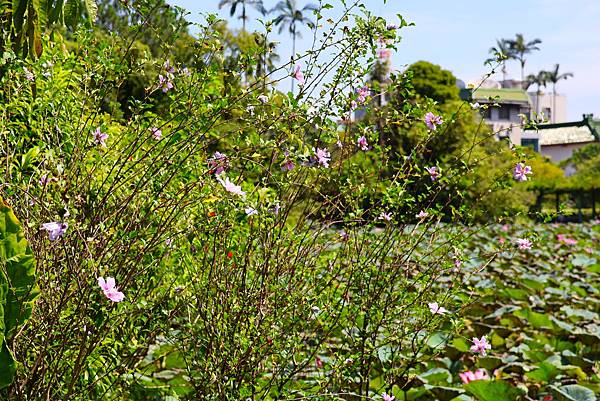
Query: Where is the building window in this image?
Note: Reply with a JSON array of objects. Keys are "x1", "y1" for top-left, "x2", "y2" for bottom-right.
[
  {"x1": 543, "y1": 107, "x2": 552, "y2": 121},
  {"x1": 498, "y1": 106, "x2": 510, "y2": 120},
  {"x1": 521, "y1": 138, "x2": 539, "y2": 152}
]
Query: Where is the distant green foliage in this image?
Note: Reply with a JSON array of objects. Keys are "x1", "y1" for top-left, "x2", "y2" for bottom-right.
[
  {"x1": 565, "y1": 143, "x2": 600, "y2": 189},
  {"x1": 0, "y1": 197, "x2": 39, "y2": 389},
  {"x1": 406, "y1": 60, "x2": 460, "y2": 104}
]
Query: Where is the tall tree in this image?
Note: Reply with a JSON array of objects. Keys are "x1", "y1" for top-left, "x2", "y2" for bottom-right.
[
  {"x1": 218, "y1": 0, "x2": 266, "y2": 31},
  {"x1": 525, "y1": 71, "x2": 548, "y2": 116},
  {"x1": 507, "y1": 33, "x2": 542, "y2": 85},
  {"x1": 485, "y1": 38, "x2": 512, "y2": 82},
  {"x1": 97, "y1": 0, "x2": 190, "y2": 57},
  {"x1": 271, "y1": 0, "x2": 317, "y2": 90},
  {"x1": 545, "y1": 64, "x2": 573, "y2": 122}
]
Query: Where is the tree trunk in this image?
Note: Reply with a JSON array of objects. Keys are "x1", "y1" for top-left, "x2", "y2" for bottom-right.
[
  {"x1": 521, "y1": 60, "x2": 525, "y2": 86},
  {"x1": 291, "y1": 28, "x2": 296, "y2": 93},
  {"x1": 552, "y1": 83, "x2": 556, "y2": 123},
  {"x1": 242, "y1": 3, "x2": 246, "y2": 31}
]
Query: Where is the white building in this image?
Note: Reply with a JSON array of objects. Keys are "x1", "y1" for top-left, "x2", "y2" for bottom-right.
[
  {"x1": 528, "y1": 92, "x2": 567, "y2": 123},
  {"x1": 463, "y1": 86, "x2": 532, "y2": 145},
  {"x1": 523, "y1": 114, "x2": 600, "y2": 172}
]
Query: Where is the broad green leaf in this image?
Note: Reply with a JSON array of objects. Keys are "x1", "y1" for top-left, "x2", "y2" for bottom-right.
[
  {"x1": 550, "y1": 384, "x2": 596, "y2": 401},
  {"x1": 525, "y1": 361, "x2": 559, "y2": 382},
  {"x1": 513, "y1": 308, "x2": 553, "y2": 329},
  {"x1": 0, "y1": 343, "x2": 16, "y2": 389},
  {"x1": 64, "y1": 0, "x2": 80, "y2": 29},
  {"x1": 0, "y1": 196, "x2": 39, "y2": 389},
  {"x1": 464, "y1": 380, "x2": 526, "y2": 401},
  {"x1": 12, "y1": 0, "x2": 28, "y2": 32},
  {"x1": 84, "y1": 0, "x2": 97, "y2": 23},
  {"x1": 418, "y1": 368, "x2": 452, "y2": 385},
  {"x1": 426, "y1": 384, "x2": 464, "y2": 401}
]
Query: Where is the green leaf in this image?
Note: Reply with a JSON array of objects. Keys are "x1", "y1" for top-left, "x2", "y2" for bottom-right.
[
  {"x1": 550, "y1": 384, "x2": 597, "y2": 401},
  {"x1": 0, "y1": 196, "x2": 39, "y2": 389},
  {"x1": 84, "y1": 0, "x2": 97, "y2": 23},
  {"x1": 418, "y1": 368, "x2": 452, "y2": 385},
  {"x1": 0, "y1": 343, "x2": 16, "y2": 389},
  {"x1": 64, "y1": 0, "x2": 80, "y2": 29},
  {"x1": 12, "y1": 0, "x2": 28, "y2": 32},
  {"x1": 464, "y1": 380, "x2": 526, "y2": 401},
  {"x1": 427, "y1": 331, "x2": 452, "y2": 349},
  {"x1": 513, "y1": 308, "x2": 554, "y2": 329},
  {"x1": 561, "y1": 306, "x2": 598, "y2": 321},
  {"x1": 48, "y1": 0, "x2": 64, "y2": 25},
  {"x1": 19, "y1": 146, "x2": 40, "y2": 171},
  {"x1": 426, "y1": 385, "x2": 464, "y2": 401},
  {"x1": 525, "y1": 361, "x2": 560, "y2": 382}
]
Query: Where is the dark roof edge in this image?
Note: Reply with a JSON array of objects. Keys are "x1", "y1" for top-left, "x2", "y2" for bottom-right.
[{"x1": 541, "y1": 139, "x2": 598, "y2": 147}]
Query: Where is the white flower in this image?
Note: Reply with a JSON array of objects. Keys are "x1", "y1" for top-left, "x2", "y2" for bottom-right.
[
  {"x1": 428, "y1": 302, "x2": 449, "y2": 315},
  {"x1": 218, "y1": 176, "x2": 246, "y2": 197}
]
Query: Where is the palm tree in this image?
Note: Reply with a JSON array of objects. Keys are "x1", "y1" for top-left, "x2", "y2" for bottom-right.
[
  {"x1": 525, "y1": 71, "x2": 548, "y2": 117},
  {"x1": 271, "y1": 0, "x2": 318, "y2": 61},
  {"x1": 545, "y1": 64, "x2": 573, "y2": 122},
  {"x1": 485, "y1": 38, "x2": 512, "y2": 82},
  {"x1": 218, "y1": 0, "x2": 266, "y2": 31},
  {"x1": 507, "y1": 34, "x2": 542, "y2": 85}
]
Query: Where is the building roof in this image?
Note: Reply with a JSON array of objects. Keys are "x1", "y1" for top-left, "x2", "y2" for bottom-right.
[
  {"x1": 461, "y1": 87, "x2": 531, "y2": 105},
  {"x1": 524, "y1": 114, "x2": 600, "y2": 146}
]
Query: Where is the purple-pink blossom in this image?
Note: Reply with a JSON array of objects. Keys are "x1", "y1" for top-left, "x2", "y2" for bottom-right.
[
  {"x1": 208, "y1": 152, "x2": 229, "y2": 175},
  {"x1": 378, "y1": 212, "x2": 392, "y2": 221},
  {"x1": 93, "y1": 127, "x2": 108, "y2": 147},
  {"x1": 416, "y1": 210, "x2": 429, "y2": 219},
  {"x1": 293, "y1": 65, "x2": 305, "y2": 85},
  {"x1": 163, "y1": 59, "x2": 175, "y2": 74},
  {"x1": 516, "y1": 238, "x2": 532, "y2": 250},
  {"x1": 356, "y1": 86, "x2": 371, "y2": 103},
  {"x1": 425, "y1": 166, "x2": 441, "y2": 181},
  {"x1": 282, "y1": 159, "x2": 295, "y2": 171},
  {"x1": 98, "y1": 277, "x2": 125, "y2": 302},
  {"x1": 377, "y1": 48, "x2": 392, "y2": 60},
  {"x1": 42, "y1": 222, "x2": 68, "y2": 241},
  {"x1": 382, "y1": 393, "x2": 395, "y2": 401},
  {"x1": 314, "y1": 147, "x2": 331, "y2": 168},
  {"x1": 428, "y1": 302, "x2": 448, "y2": 315},
  {"x1": 39, "y1": 175, "x2": 50, "y2": 186},
  {"x1": 218, "y1": 176, "x2": 246, "y2": 197},
  {"x1": 459, "y1": 369, "x2": 490, "y2": 384},
  {"x1": 357, "y1": 136, "x2": 369, "y2": 151},
  {"x1": 149, "y1": 127, "x2": 162, "y2": 140},
  {"x1": 23, "y1": 67, "x2": 35, "y2": 81},
  {"x1": 424, "y1": 112, "x2": 443, "y2": 131},
  {"x1": 470, "y1": 336, "x2": 491, "y2": 356},
  {"x1": 557, "y1": 234, "x2": 577, "y2": 246},
  {"x1": 158, "y1": 74, "x2": 173, "y2": 93},
  {"x1": 513, "y1": 163, "x2": 532, "y2": 182}
]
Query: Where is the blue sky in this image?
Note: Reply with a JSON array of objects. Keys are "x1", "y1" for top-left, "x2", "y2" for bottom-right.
[{"x1": 169, "y1": 0, "x2": 600, "y2": 120}]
